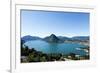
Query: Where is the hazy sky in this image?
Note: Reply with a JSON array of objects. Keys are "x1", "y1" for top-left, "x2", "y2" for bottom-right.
[{"x1": 21, "y1": 10, "x2": 89, "y2": 37}]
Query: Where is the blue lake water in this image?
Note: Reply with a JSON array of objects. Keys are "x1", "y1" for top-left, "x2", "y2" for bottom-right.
[{"x1": 24, "y1": 40, "x2": 88, "y2": 56}]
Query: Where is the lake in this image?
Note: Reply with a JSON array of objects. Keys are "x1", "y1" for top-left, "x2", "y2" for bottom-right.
[{"x1": 24, "y1": 40, "x2": 88, "y2": 56}]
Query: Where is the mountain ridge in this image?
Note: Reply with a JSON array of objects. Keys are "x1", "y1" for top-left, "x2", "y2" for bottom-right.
[
  {"x1": 43, "y1": 34, "x2": 63, "y2": 43},
  {"x1": 21, "y1": 34, "x2": 89, "y2": 43}
]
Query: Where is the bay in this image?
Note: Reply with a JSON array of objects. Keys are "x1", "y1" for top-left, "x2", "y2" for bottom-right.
[{"x1": 24, "y1": 40, "x2": 88, "y2": 56}]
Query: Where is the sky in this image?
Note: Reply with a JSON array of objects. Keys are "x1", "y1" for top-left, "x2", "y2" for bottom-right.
[{"x1": 21, "y1": 10, "x2": 89, "y2": 38}]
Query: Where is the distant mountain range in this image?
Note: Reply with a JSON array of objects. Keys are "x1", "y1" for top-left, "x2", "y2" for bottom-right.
[
  {"x1": 21, "y1": 35, "x2": 42, "y2": 42},
  {"x1": 21, "y1": 34, "x2": 89, "y2": 43},
  {"x1": 71, "y1": 36, "x2": 89, "y2": 41}
]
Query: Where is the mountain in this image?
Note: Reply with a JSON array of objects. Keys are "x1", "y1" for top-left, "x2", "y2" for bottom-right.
[
  {"x1": 58, "y1": 36, "x2": 71, "y2": 41},
  {"x1": 44, "y1": 34, "x2": 63, "y2": 43},
  {"x1": 21, "y1": 35, "x2": 42, "y2": 42},
  {"x1": 21, "y1": 35, "x2": 89, "y2": 44},
  {"x1": 71, "y1": 36, "x2": 89, "y2": 41}
]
